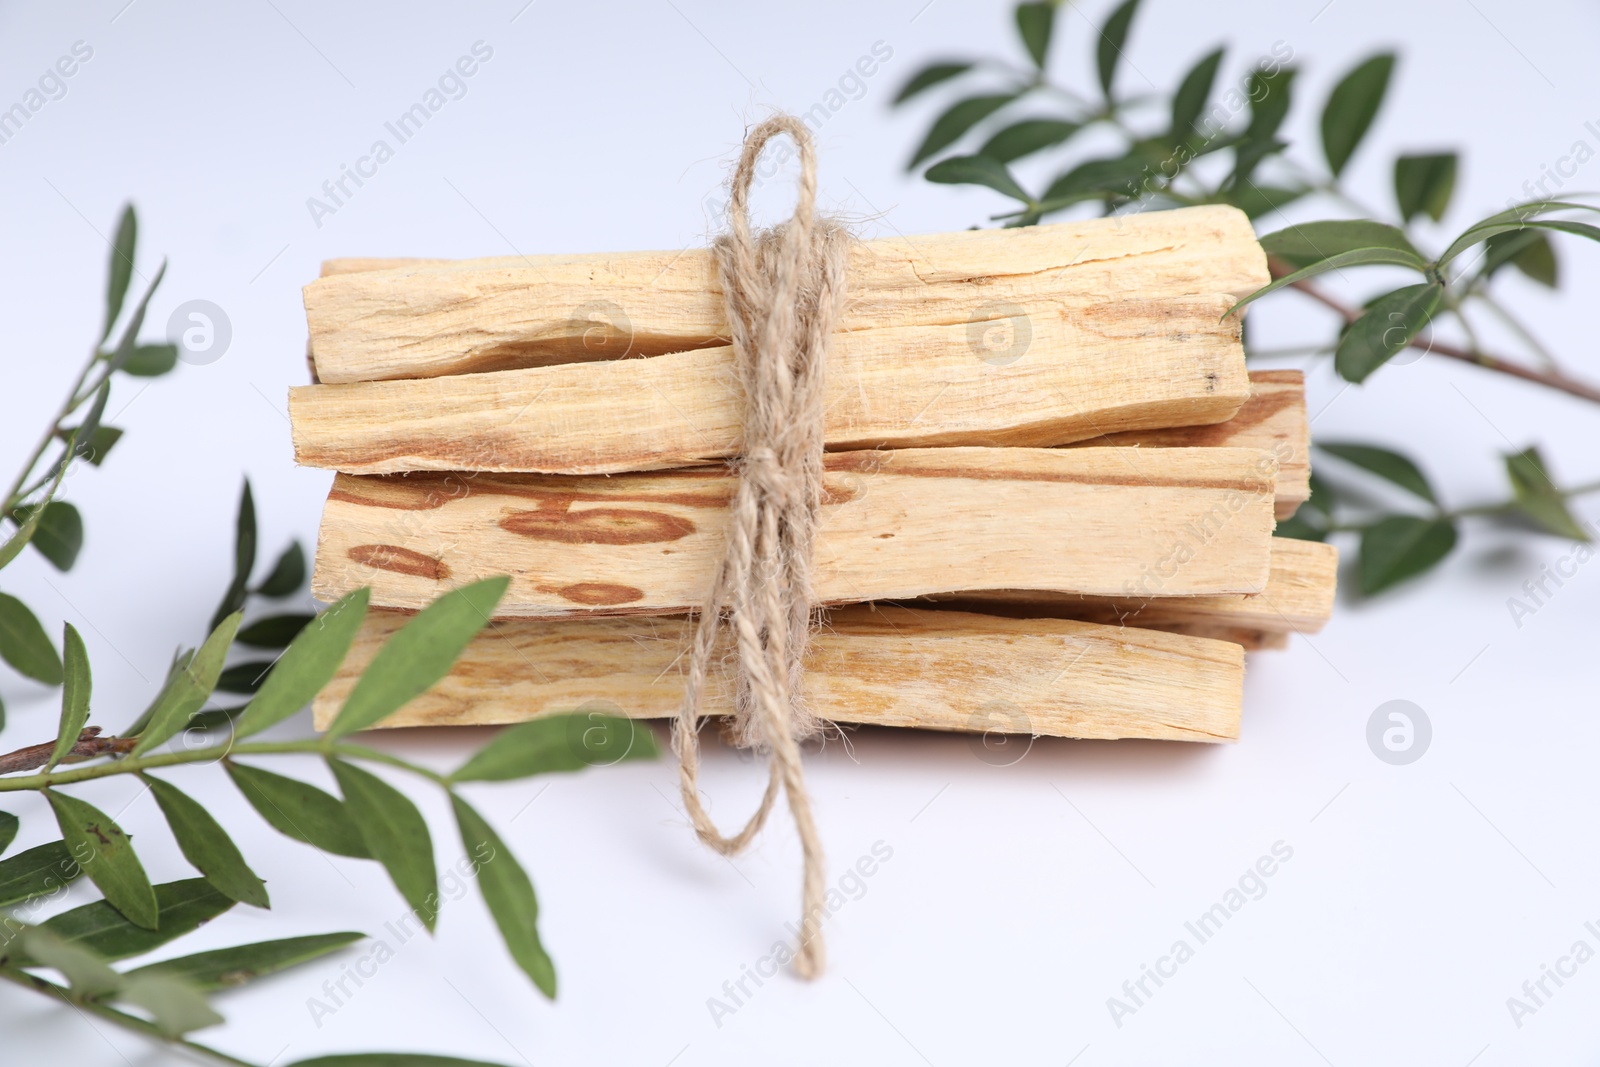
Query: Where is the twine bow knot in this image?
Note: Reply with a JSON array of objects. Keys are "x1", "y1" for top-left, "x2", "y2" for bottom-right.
[{"x1": 670, "y1": 115, "x2": 848, "y2": 980}]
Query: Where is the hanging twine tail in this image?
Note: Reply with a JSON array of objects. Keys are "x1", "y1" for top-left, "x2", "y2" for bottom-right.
[{"x1": 671, "y1": 115, "x2": 848, "y2": 980}]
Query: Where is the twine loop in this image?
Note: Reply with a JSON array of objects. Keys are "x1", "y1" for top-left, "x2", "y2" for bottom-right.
[{"x1": 670, "y1": 115, "x2": 848, "y2": 980}]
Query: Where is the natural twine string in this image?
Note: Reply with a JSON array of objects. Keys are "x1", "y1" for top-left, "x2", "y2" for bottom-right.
[{"x1": 671, "y1": 115, "x2": 848, "y2": 980}]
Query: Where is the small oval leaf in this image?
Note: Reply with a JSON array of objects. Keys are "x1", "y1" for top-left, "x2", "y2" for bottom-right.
[
  {"x1": 0, "y1": 840, "x2": 83, "y2": 907},
  {"x1": 235, "y1": 590, "x2": 369, "y2": 739},
  {"x1": 226, "y1": 761, "x2": 371, "y2": 859},
  {"x1": 329, "y1": 759, "x2": 438, "y2": 932},
  {"x1": 1321, "y1": 53, "x2": 1396, "y2": 176},
  {"x1": 46, "y1": 623, "x2": 92, "y2": 771},
  {"x1": 451, "y1": 713, "x2": 659, "y2": 784},
  {"x1": 328, "y1": 578, "x2": 507, "y2": 739},
  {"x1": 147, "y1": 775, "x2": 269, "y2": 909},
  {"x1": 452, "y1": 795, "x2": 555, "y2": 998},
  {"x1": 0, "y1": 593, "x2": 64, "y2": 686},
  {"x1": 125, "y1": 932, "x2": 364, "y2": 992},
  {"x1": 46, "y1": 790, "x2": 158, "y2": 929},
  {"x1": 1334, "y1": 283, "x2": 1441, "y2": 384},
  {"x1": 1360, "y1": 516, "x2": 1458, "y2": 595}
]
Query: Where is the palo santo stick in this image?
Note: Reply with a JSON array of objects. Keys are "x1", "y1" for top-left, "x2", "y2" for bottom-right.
[
  {"x1": 311, "y1": 446, "x2": 1279, "y2": 617},
  {"x1": 1075, "y1": 370, "x2": 1309, "y2": 519},
  {"x1": 935, "y1": 537, "x2": 1337, "y2": 635},
  {"x1": 304, "y1": 205, "x2": 1267, "y2": 383},
  {"x1": 310, "y1": 604, "x2": 1244, "y2": 742},
  {"x1": 290, "y1": 299, "x2": 1250, "y2": 476}
]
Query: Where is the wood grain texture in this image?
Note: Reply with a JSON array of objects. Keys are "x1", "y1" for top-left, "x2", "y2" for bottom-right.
[
  {"x1": 289, "y1": 300, "x2": 1250, "y2": 476},
  {"x1": 311, "y1": 446, "x2": 1279, "y2": 617},
  {"x1": 310, "y1": 604, "x2": 1244, "y2": 742},
  {"x1": 935, "y1": 537, "x2": 1337, "y2": 634},
  {"x1": 304, "y1": 205, "x2": 1268, "y2": 383},
  {"x1": 1080, "y1": 370, "x2": 1309, "y2": 519}
]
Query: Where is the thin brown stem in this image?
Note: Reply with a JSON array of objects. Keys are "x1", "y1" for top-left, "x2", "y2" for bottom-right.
[{"x1": 1269, "y1": 259, "x2": 1600, "y2": 406}]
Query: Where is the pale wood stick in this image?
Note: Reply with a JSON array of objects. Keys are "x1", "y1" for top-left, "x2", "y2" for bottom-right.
[
  {"x1": 1079, "y1": 370, "x2": 1310, "y2": 519},
  {"x1": 289, "y1": 298, "x2": 1251, "y2": 476},
  {"x1": 934, "y1": 537, "x2": 1337, "y2": 635},
  {"x1": 304, "y1": 205, "x2": 1268, "y2": 383},
  {"x1": 311, "y1": 446, "x2": 1279, "y2": 617},
  {"x1": 311, "y1": 604, "x2": 1244, "y2": 742}
]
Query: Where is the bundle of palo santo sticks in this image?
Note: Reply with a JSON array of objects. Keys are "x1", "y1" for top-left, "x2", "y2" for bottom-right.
[{"x1": 289, "y1": 204, "x2": 1336, "y2": 744}]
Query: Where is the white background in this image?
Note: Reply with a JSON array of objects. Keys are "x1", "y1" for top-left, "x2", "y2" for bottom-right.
[{"x1": 2, "y1": 0, "x2": 1599, "y2": 1063}]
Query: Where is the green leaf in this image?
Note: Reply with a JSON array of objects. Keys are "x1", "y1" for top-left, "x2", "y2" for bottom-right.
[
  {"x1": 451, "y1": 712, "x2": 659, "y2": 784},
  {"x1": 235, "y1": 590, "x2": 370, "y2": 739},
  {"x1": 1359, "y1": 516, "x2": 1458, "y2": 595},
  {"x1": 327, "y1": 577, "x2": 507, "y2": 739},
  {"x1": 1040, "y1": 154, "x2": 1153, "y2": 205},
  {"x1": 33, "y1": 879, "x2": 233, "y2": 962},
  {"x1": 46, "y1": 624, "x2": 91, "y2": 771},
  {"x1": 0, "y1": 841, "x2": 82, "y2": 907},
  {"x1": 452, "y1": 795, "x2": 554, "y2": 997},
  {"x1": 1227, "y1": 247, "x2": 1430, "y2": 318},
  {"x1": 253, "y1": 541, "x2": 307, "y2": 597},
  {"x1": 288, "y1": 1056, "x2": 516, "y2": 1067},
  {"x1": 236, "y1": 613, "x2": 315, "y2": 649},
  {"x1": 1244, "y1": 65, "x2": 1296, "y2": 142},
  {"x1": 0, "y1": 593, "x2": 63, "y2": 685},
  {"x1": 46, "y1": 790, "x2": 158, "y2": 930},
  {"x1": 125, "y1": 932, "x2": 365, "y2": 992},
  {"x1": 147, "y1": 775, "x2": 269, "y2": 909},
  {"x1": 226, "y1": 762, "x2": 371, "y2": 859},
  {"x1": 1015, "y1": 2, "x2": 1054, "y2": 68},
  {"x1": 1444, "y1": 218, "x2": 1600, "y2": 269},
  {"x1": 1333, "y1": 283, "x2": 1442, "y2": 383},
  {"x1": 892, "y1": 61, "x2": 973, "y2": 105},
  {"x1": 1318, "y1": 442, "x2": 1438, "y2": 504},
  {"x1": 1484, "y1": 230, "x2": 1558, "y2": 286},
  {"x1": 1171, "y1": 47, "x2": 1224, "y2": 141},
  {"x1": 1320, "y1": 53, "x2": 1395, "y2": 177},
  {"x1": 1437, "y1": 199, "x2": 1600, "y2": 265},
  {"x1": 211, "y1": 480, "x2": 257, "y2": 633},
  {"x1": 56, "y1": 424, "x2": 124, "y2": 467},
  {"x1": 132, "y1": 611, "x2": 242, "y2": 755},
  {"x1": 907, "y1": 93, "x2": 1017, "y2": 169},
  {"x1": 1096, "y1": 0, "x2": 1141, "y2": 99},
  {"x1": 120, "y1": 344, "x2": 179, "y2": 377},
  {"x1": 1259, "y1": 220, "x2": 1423, "y2": 268},
  {"x1": 924, "y1": 154, "x2": 1032, "y2": 202},
  {"x1": 101, "y1": 205, "x2": 137, "y2": 344},
  {"x1": 978, "y1": 119, "x2": 1081, "y2": 163},
  {"x1": 20, "y1": 926, "x2": 123, "y2": 997},
  {"x1": 9, "y1": 501, "x2": 84, "y2": 571},
  {"x1": 1505, "y1": 446, "x2": 1589, "y2": 540},
  {"x1": 0, "y1": 811, "x2": 16, "y2": 856},
  {"x1": 123, "y1": 648, "x2": 195, "y2": 739},
  {"x1": 117, "y1": 972, "x2": 224, "y2": 1036},
  {"x1": 1394, "y1": 152, "x2": 1457, "y2": 223},
  {"x1": 214, "y1": 660, "x2": 276, "y2": 695},
  {"x1": 329, "y1": 759, "x2": 438, "y2": 931},
  {"x1": 103, "y1": 263, "x2": 167, "y2": 377}
]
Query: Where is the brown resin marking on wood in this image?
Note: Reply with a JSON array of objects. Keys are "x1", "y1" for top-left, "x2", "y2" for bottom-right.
[
  {"x1": 499, "y1": 505, "x2": 697, "y2": 545},
  {"x1": 553, "y1": 582, "x2": 646, "y2": 606},
  {"x1": 347, "y1": 544, "x2": 450, "y2": 580}
]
